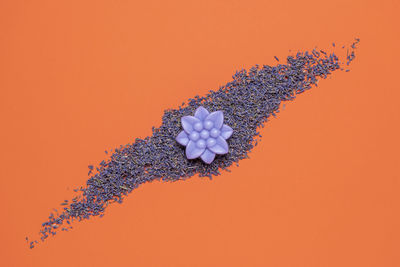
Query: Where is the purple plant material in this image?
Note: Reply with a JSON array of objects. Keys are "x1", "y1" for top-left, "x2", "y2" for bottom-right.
[{"x1": 28, "y1": 39, "x2": 360, "y2": 248}]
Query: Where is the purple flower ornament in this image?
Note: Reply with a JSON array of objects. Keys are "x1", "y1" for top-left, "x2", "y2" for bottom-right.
[{"x1": 176, "y1": 106, "x2": 233, "y2": 164}]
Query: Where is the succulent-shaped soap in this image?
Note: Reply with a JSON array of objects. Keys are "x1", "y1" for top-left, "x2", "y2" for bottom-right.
[{"x1": 176, "y1": 106, "x2": 233, "y2": 164}]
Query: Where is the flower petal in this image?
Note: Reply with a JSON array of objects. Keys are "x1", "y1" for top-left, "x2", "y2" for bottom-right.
[
  {"x1": 185, "y1": 140, "x2": 206, "y2": 159},
  {"x1": 205, "y1": 111, "x2": 224, "y2": 129},
  {"x1": 220, "y1": 124, "x2": 233, "y2": 139},
  {"x1": 209, "y1": 136, "x2": 229, "y2": 155},
  {"x1": 200, "y1": 149, "x2": 216, "y2": 164},
  {"x1": 181, "y1": 116, "x2": 201, "y2": 134},
  {"x1": 176, "y1": 131, "x2": 189, "y2": 146},
  {"x1": 194, "y1": 106, "x2": 210, "y2": 121}
]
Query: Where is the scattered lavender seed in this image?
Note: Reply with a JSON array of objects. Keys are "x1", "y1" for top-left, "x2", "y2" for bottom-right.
[{"x1": 28, "y1": 39, "x2": 359, "y2": 248}]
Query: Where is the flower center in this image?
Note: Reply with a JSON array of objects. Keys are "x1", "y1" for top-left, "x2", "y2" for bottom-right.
[
  {"x1": 194, "y1": 122, "x2": 203, "y2": 132},
  {"x1": 210, "y1": 128, "x2": 220, "y2": 138},
  {"x1": 203, "y1": 120, "x2": 214, "y2": 130},
  {"x1": 196, "y1": 139, "x2": 206, "y2": 149},
  {"x1": 200, "y1": 129, "x2": 210, "y2": 139},
  {"x1": 206, "y1": 138, "x2": 216, "y2": 148},
  {"x1": 189, "y1": 132, "x2": 199, "y2": 141}
]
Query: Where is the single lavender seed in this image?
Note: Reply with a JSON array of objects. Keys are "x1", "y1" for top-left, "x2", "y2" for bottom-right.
[{"x1": 28, "y1": 39, "x2": 359, "y2": 248}]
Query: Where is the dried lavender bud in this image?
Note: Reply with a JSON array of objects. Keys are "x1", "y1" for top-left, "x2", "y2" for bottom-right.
[{"x1": 29, "y1": 39, "x2": 359, "y2": 248}]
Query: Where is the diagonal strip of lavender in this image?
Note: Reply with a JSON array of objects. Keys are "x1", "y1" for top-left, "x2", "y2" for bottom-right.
[{"x1": 30, "y1": 39, "x2": 360, "y2": 248}]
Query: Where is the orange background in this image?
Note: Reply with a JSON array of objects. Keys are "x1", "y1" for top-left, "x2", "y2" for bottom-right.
[{"x1": 1, "y1": 0, "x2": 399, "y2": 266}]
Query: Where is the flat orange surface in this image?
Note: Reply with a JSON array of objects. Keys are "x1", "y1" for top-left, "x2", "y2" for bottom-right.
[{"x1": 1, "y1": 0, "x2": 399, "y2": 266}]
